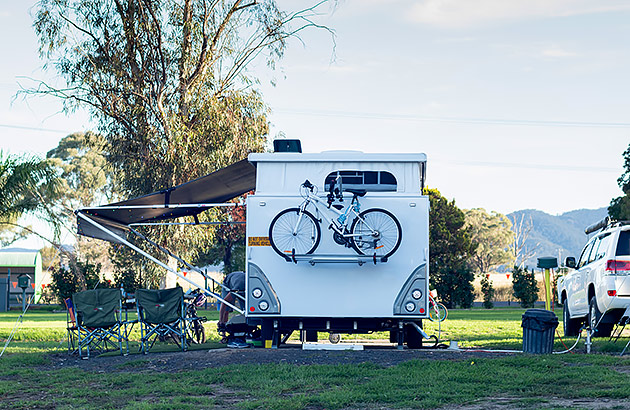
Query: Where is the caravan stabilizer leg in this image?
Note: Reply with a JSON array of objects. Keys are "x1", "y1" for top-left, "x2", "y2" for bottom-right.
[
  {"x1": 397, "y1": 322, "x2": 404, "y2": 350},
  {"x1": 408, "y1": 321, "x2": 430, "y2": 340},
  {"x1": 401, "y1": 321, "x2": 431, "y2": 349}
]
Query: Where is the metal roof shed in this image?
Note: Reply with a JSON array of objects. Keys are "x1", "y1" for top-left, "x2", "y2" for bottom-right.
[{"x1": 0, "y1": 249, "x2": 42, "y2": 310}]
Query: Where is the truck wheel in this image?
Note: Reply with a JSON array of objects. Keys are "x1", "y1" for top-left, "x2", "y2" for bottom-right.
[
  {"x1": 563, "y1": 302, "x2": 581, "y2": 337},
  {"x1": 588, "y1": 297, "x2": 613, "y2": 338}
]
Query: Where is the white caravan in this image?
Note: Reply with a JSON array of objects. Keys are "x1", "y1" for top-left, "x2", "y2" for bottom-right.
[{"x1": 245, "y1": 151, "x2": 430, "y2": 347}]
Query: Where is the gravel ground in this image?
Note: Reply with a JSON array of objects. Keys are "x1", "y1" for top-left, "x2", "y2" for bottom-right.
[{"x1": 47, "y1": 343, "x2": 515, "y2": 373}]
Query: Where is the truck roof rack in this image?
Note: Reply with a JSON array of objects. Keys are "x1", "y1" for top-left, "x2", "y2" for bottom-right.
[{"x1": 585, "y1": 217, "x2": 630, "y2": 235}]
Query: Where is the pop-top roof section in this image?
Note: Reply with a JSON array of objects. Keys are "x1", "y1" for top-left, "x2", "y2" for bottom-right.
[{"x1": 248, "y1": 152, "x2": 427, "y2": 163}]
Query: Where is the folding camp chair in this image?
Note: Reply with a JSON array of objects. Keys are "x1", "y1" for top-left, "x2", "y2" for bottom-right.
[
  {"x1": 73, "y1": 288, "x2": 127, "y2": 359},
  {"x1": 136, "y1": 287, "x2": 187, "y2": 354}
]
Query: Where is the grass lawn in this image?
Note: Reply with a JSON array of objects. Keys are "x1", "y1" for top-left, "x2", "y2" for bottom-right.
[{"x1": 1, "y1": 306, "x2": 630, "y2": 409}]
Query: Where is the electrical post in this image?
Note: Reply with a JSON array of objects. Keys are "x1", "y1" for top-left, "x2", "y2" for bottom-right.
[
  {"x1": 17, "y1": 274, "x2": 31, "y2": 312},
  {"x1": 537, "y1": 257, "x2": 557, "y2": 311}
]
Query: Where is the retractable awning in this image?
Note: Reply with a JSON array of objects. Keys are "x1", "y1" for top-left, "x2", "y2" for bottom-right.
[{"x1": 76, "y1": 159, "x2": 256, "y2": 243}]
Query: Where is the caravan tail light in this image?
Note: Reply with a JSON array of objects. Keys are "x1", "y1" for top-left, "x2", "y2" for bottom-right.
[
  {"x1": 608, "y1": 290, "x2": 617, "y2": 297},
  {"x1": 606, "y1": 260, "x2": 630, "y2": 275}
]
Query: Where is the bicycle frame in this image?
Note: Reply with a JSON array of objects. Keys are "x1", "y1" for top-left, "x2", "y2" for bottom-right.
[{"x1": 294, "y1": 189, "x2": 373, "y2": 239}]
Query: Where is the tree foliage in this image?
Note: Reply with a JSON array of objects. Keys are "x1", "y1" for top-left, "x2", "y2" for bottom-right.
[
  {"x1": 426, "y1": 188, "x2": 476, "y2": 309},
  {"x1": 46, "y1": 133, "x2": 118, "y2": 290},
  {"x1": 464, "y1": 208, "x2": 515, "y2": 275},
  {"x1": 108, "y1": 244, "x2": 144, "y2": 292},
  {"x1": 609, "y1": 144, "x2": 630, "y2": 220},
  {"x1": 0, "y1": 151, "x2": 59, "y2": 246},
  {"x1": 46, "y1": 132, "x2": 113, "y2": 213},
  {"x1": 480, "y1": 275, "x2": 494, "y2": 309},
  {"x1": 49, "y1": 260, "x2": 106, "y2": 305},
  {"x1": 511, "y1": 265, "x2": 538, "y2": 308},
  {"x1": 194, "y1": 198, "x2": 247, "y2": 273}
]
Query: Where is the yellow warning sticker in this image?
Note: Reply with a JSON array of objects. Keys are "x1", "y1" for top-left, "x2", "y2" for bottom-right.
[{"x1": 249, "y1": 236, "x2": 270, "y2": 246}]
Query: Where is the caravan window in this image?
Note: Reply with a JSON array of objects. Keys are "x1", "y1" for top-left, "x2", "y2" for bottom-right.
[{"x1": 324, "y1": 171, "x2": 397, "y2": 192}]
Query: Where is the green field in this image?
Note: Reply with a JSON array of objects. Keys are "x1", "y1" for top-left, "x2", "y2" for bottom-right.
[{"x1": 1, "y1": 307, "x2": 630, "y2": 409}]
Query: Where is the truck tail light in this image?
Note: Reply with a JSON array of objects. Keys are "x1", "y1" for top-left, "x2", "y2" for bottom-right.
[
  {"x1": 605, "y1": 260, "x2": 630, "y2": 275},
  {"x1": 607, "y1": 290, "x2": 617, "y2": 297}
]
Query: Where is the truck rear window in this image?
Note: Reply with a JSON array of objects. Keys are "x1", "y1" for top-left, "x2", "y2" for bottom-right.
[{"x1": 617, "y1": 231, "x2": 630, "y2": 256}]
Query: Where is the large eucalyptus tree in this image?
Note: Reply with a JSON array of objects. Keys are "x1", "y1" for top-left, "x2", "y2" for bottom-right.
[{"x1": 31, "y1": 0, "x2": 334, "y2": 284}]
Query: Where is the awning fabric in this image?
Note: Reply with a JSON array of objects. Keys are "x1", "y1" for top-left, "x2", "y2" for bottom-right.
[{"x1": 76, "y1": 159, "x2": 256, "y2": 243}]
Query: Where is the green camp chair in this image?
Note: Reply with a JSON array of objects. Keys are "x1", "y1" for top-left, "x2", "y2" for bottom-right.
[
  {"x1": 136, "y1": 287, "x2": 187, "y2": 354},
  {"x1": 73, "y1": 288, "x2": 127, "y2": 359}
]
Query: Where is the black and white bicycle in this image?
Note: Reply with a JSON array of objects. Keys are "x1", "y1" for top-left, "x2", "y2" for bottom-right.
[{"x1": 269, "y1": 178, "x2": 402, "y2": 261}]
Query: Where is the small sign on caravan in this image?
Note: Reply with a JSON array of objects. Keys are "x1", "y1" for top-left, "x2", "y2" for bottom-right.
[{"x1": 249, "y1": 236, "x2": 270, "y2": 246}]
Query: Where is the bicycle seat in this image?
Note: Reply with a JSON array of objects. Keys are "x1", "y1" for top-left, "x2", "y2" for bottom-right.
[{"x1": 346, "y1": 189, "x2": 367, "y2": 197}]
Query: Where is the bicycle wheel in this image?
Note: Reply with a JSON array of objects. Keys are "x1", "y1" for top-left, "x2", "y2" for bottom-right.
[
  {"x1": 269, "y1": 208, "x2": 321, "y2": 258},
  {"x1": 190, "y1": 320, "x2": 206, "y2": 344},
  {"x1": 350, "y1": 208, "x2": 402, "y2": 258},
  {"x1": 429, "y1": 302, "x2": 448, "y2": 322}
]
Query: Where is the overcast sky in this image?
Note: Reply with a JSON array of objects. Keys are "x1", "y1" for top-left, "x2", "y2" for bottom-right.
[{"x1": 1, "y1": 0, "x2": 629, "y2": 225}]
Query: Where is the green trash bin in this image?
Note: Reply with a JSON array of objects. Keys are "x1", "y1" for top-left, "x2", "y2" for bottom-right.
[{"x1": 522, "y1": 309, "x2": 558, "y2": 354}]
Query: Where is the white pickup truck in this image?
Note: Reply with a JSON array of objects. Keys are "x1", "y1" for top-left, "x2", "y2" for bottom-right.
[{"x1": 557, "y1": 219, "x2": 630, "y2": 337}]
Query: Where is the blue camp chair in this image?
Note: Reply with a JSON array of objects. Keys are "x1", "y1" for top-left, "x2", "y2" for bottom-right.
[
  {"x1": 136, "y1": 287, "x2": 187, "y2": 354},
  {"x1": 64, "y1": 298, "x2": 79, "y2": 354},
  {"x1": 73, "y1": 288, "x2": 127, "y2": 359}
]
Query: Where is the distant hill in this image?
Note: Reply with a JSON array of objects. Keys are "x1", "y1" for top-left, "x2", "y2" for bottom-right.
[{"x1": 507, "y1": 207, "x2": 609, "y2": 268}]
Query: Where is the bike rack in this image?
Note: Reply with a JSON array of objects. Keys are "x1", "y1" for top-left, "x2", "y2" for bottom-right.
[{"x1": 282, "y1": 253, "x2": 389, "y2": 265}]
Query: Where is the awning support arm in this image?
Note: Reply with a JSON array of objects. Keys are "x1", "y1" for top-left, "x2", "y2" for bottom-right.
[
  {"x1": 76, "y1": 212, "x2": 244, "y2": 314},
  {"x1": 127, "y1": 227, "x2": 244, "y2": 302},
  {"x1": 127, "y1": 221, "x2": 245, "y2": 227}
]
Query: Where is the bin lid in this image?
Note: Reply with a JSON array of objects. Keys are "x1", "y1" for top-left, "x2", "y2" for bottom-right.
[
  {"x1": 521, "y1": 308, "x2": 559, "y2": 331},
  {"x1": 537, "y1": 257, "x2": 558, "y2": 269}
]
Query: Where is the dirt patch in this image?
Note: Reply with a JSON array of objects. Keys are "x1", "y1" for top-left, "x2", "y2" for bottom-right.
[
  {"x1": 442, "y1": 397, "x2": 630, "y2": 410},
  {"x1": 46, "y1": 343, "x2": 512, "y2": 373}
]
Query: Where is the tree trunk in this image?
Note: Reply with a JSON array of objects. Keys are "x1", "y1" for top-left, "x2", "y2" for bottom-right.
[
  {"x1": 159, "y1": 255, "x2": 178, "y2": 289},
  {"x1": 223, "y1": 240, "x2": 232, "y2": 273}
]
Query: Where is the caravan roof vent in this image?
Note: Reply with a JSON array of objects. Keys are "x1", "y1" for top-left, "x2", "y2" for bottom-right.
[{"x1": 273, "y1": 139, "x2": 302, "y2": 153}]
